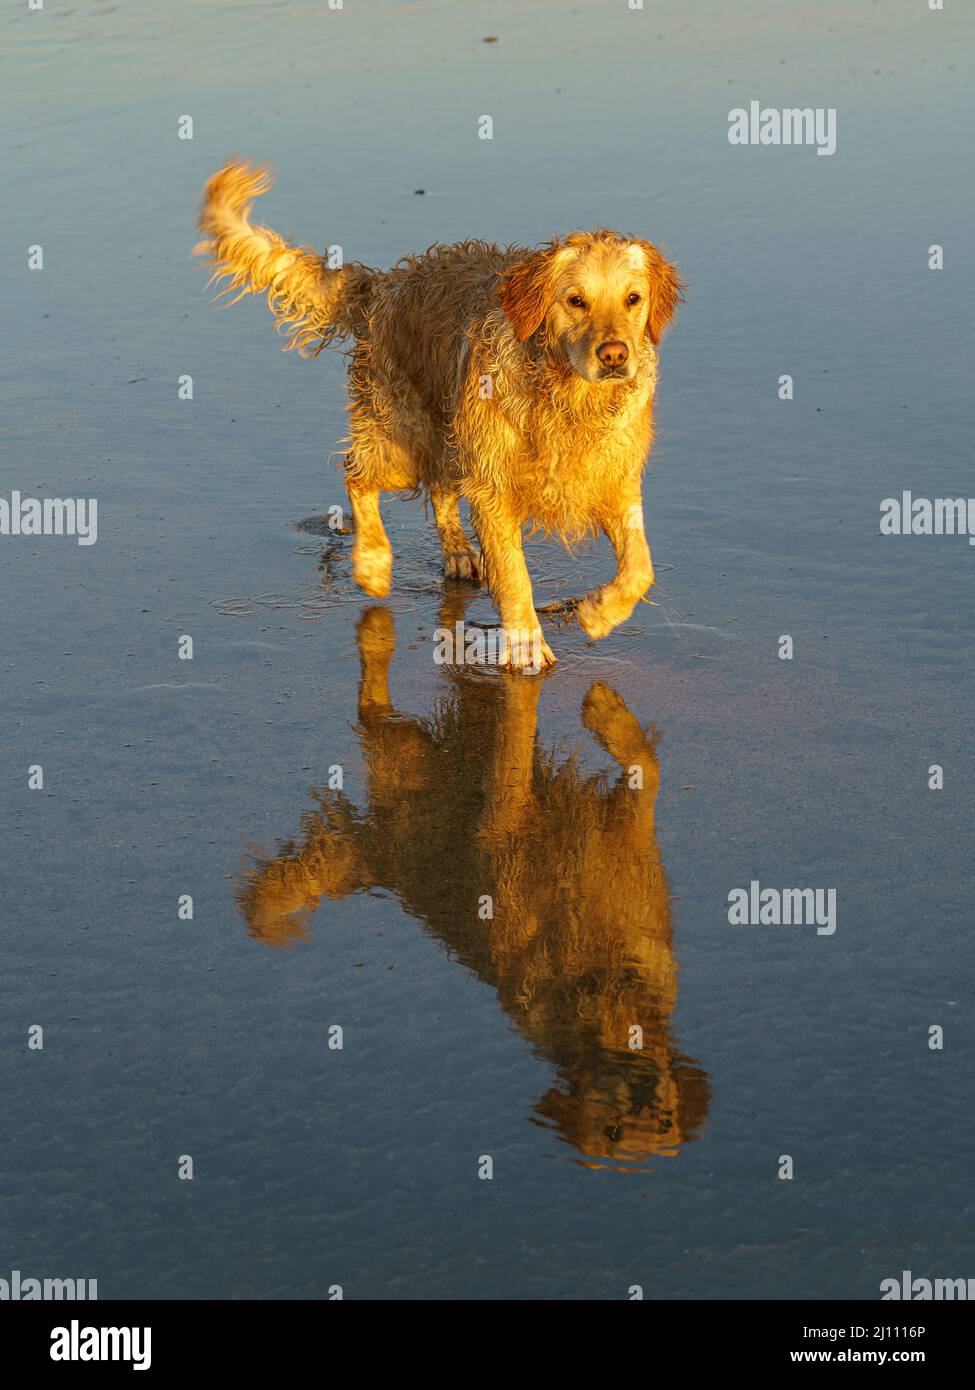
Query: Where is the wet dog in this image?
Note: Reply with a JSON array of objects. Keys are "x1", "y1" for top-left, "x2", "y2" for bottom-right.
[{"x1": 197, "y1": 162, "x2": 683, "y2": 669}]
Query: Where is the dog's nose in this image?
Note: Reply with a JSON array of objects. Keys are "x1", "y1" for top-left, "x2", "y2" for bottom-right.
[{"x1": 596, "y1": 340, "x2": 629, "y2": 368}]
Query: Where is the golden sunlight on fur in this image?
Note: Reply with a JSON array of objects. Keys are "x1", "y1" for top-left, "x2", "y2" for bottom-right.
[
  {"x1": 196, "y1": 161, "x2": 683, "y2": 669},
  {"x1": 235, "y1": 601, "x2": 709, "y2": 1168}
]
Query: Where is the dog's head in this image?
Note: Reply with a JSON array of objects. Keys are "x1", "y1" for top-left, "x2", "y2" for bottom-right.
[{"x1": 498, "y1": 231, "x2": 683, "y2": 383}]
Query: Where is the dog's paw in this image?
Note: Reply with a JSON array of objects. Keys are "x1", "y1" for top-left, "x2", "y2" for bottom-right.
[
  {"x1": 353, "y1": 545, "x2": 393, "y2": 598},
  {"x1": 576, "y1": 594, "x2": 616, "y2": 641},
  {"x1": 498, "y1": 626, "x2": 557, "y2": 674},
  {"x1": 444, "y1": 548, "x2": 483, "y2": 584}
]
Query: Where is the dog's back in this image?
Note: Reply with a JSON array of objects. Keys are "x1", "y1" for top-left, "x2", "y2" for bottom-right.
[{"x1": 348, "y1": 241, "x2": 519, "y2": 481}]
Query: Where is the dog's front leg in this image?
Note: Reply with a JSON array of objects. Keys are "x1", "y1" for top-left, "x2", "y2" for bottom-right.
[
  {"x1": 471, "y1": 507, "x2": 556, "y2": 673},
  {"x1": 577, "y1": 497, "x2": 654, "y2": 641}
]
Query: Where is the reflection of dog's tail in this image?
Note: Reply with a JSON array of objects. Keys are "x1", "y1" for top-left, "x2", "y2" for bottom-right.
[
  {"x1": 195, "y1": 161, "x2": 376, "y2": 355},
  {"x1": 235, "y1": 797, "x2": 369, "y2": 947}
]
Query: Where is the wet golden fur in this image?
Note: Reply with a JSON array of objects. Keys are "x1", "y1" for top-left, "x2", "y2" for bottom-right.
[{"x1": 196, "y1": 161, "x2": 683, "y2": 669}]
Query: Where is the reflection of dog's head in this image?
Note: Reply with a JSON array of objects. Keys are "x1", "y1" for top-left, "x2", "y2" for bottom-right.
[
  {"x1": 498, "y1": 232, "x2": 683, "y2": 382},
  {"x1": 236, "y1": 607, "x2": 708, "y2": 1166},
  {"x1": 535, "y1": 1060, "x2": 712, "y2": 1166}
]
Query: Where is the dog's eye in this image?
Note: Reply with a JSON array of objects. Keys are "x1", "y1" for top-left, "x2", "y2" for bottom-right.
[
  {"x1": 567, "y1": 294, "x2": 587, "y2": 309},
  {"x1": 626, "y1": 292, "x2": 641, "y2": 306}
]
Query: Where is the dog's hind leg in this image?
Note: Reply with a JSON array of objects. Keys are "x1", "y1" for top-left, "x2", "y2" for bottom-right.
[
  {"x1": 431, "y1": 485, "x2": 482, "y2": 583},
  {"x1": 345, "y1": 409, "x2": 419, "y2": 597},
  {"x1": 347, "y1": 481, "x2": 394, "y2": 598}
]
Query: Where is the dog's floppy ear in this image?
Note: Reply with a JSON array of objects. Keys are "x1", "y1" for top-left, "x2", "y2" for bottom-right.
[
  {"x1": 631, "y1": 240, "x2": 684, "y2": 345},
  {"x1": 498, "y1": 242, "x2": 560, "y2": 342}
]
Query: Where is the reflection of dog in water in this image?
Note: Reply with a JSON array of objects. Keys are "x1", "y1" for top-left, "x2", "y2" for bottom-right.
[{"x1": 237, "y1": 604, "x2": 709, "y2": 1167}]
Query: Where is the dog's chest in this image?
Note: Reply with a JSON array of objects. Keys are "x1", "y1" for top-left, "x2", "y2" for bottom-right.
[
  {"x1": 535, "y1": 388, "x2": 651, "y2": 469},
  {"x1": 525, "y1": 444, "x2": 618, "y2": 525},
  {"x1": 454, "y1": 344, "x2": 656, "y2": 530},
  {"x1": 510, "y1": 415, "x2": 648, "y2": 535}
]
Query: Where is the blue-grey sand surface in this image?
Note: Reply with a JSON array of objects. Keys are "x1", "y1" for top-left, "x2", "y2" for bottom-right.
[{"x1": 1, "y1": 0, "x2": 973, "y2": 1298}]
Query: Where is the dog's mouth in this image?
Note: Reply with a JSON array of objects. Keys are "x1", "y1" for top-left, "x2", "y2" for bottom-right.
[{"x1": 596, "y1": 365, "x2": 632, "y2": 382}]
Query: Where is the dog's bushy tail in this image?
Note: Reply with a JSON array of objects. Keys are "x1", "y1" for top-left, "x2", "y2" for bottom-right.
[{"x1": 195, "y1": 161, "x2": 376, "y2": 355}]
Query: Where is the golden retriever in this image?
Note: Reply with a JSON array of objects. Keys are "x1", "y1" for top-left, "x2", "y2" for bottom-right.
[
  {"x1": 236, "y1": 599, "x2": 709, "y2": 1167},
  {"x1": 196, "y1": 161, "x2": 683, "y2": 670}
]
